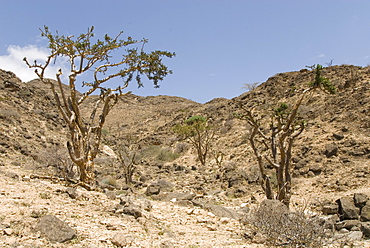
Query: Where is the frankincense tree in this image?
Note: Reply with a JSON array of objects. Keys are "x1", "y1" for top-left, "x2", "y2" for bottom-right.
[
  {"x1": 236, "y1": 65, "x2": 335, "y2": 207},
  {"x1": 24, "y1": 26, "x2": 174, "y2": 185}
]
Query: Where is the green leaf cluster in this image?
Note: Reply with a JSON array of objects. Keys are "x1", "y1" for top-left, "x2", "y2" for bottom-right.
[
  {"x1": 174, "y1": 115, "x2": 209, "y2": 138},
  {"x1": 308, "y1": 64, "x2": 336, "y2": 94}
]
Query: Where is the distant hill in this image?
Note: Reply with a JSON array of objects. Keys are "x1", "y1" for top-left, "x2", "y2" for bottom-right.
[{"x1": 0, "y1": 65, "x2": 369, "y2": 195}]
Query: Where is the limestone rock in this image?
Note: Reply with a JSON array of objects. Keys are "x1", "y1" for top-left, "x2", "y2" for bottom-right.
[
  {"x1": 145, "y1": 184, "x2": 160, "y2": 196},
  {"x1": 35, "y1": 215, "x2": 76, "y2": 243},
  {"x1": 111, "y1": 233, "x2": 129, "y2": 247},
  {"x1": 360, "y1": 202, "x2": 370, "y2": 221},
  {"x1": 361, "y1": 222, "x2": 370, "y2": 237},
  {"x1": 336, "y1": 196, "x2": 360, "y2": 220},
  {"x1": 322, "y1": 203, "x2": 339, "y2": 215},
  {"x1": 354, "y1": 193, "x2": 368, "y2": 208}
]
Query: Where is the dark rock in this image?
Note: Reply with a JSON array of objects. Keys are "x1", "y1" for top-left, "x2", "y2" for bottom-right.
[
  {"x1": 361, "y1": 222, "x2": 370, "y2": 237},
  {"x1": 354, "y1": 193, "x2": 368, "y2": 208},
  {"x1": 35, "y1": 215, "x2": 76, "y2": 243},
  {"x1": 122, "y1": 204, "x2": 142, "y2": 218},
  {"x1": 294, "y1": 159, "x2": 308, "y2": 169},
  {"x1": 66, "y1": 187, "x2": 78, "y2": 199},
  {"x1": 360, "y1": 202, "x2": 370, "y2": 221},
  {"x1": 325, "y1": 143, "x2": 338, "y2": 158},
  {"x1": 336, "y1": 196, "x2": 360, "y2": 220},
  {"x1": 333, "y1": 133, "x2": 344, "y2": 140},
  {"x1": 173, "y1": 164, "x2": 185, "y2": 171},
  {"x1": 226, "y1": 187, "x2": 248, "y2": 198},
  {"x1": 145, "y1": 184, "x2": 161, "y2": 196},
  {"x1": 322, "y1": 203, "x2": 339, "y2": 215},
  {"x1": 341, "y1": 220, "x2": 361, "y2": 230},
  {"x1": 119, "y1": 195, "x2": 132, "y2": 206},
  {"x1": 156, "y1": 179, "x2": 174, "y2": 192}
]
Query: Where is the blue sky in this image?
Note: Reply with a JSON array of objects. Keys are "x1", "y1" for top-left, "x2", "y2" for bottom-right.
[{"x1": 1, "y1": 0, "x2": 370, "y2": 103}]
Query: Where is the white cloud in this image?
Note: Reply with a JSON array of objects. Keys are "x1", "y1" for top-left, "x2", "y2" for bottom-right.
[
  {"x1": 318, "y1": 53, "x2": 325, "y2": 58},
  {"x1": 0, "y1": 45, "x2": 68, "y2": 82}
]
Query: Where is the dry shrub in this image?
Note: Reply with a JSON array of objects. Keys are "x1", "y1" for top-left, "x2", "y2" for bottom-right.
[
  {"x1": 243, "y1": 199, "x2": 331, "y2": 247},
  {"x1": 36, "y1": 145, "x2": 75, "y2": 179}
]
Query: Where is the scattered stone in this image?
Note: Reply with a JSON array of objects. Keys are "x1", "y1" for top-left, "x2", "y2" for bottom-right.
[
  {"x1": 4, "y1": 228, "x2": 13, "y2": 235},
  {"x1": 333, "y1": 133, "x2": 344, "y2": 140},
  {"x1": 354, "y1": 193, "x2": 368, "y2": 208},
  {"x1": 119, "y1": 195, "x2": 132, "y2": 206},
  {"x1": 35, "y1": 215, "x2": 76, "y2": 243},
  {"x1": 252, "y1": 232, "x2": 267, "y2": 244},
  {"x1": 141, "y1": 200, "x2": 152, "y2": 211},
  {"x1": 203, "y1": 204, "x2": 239, "y2": 220},
  {"x1": 342, "y1": 220, "x2": 361, "y2": 230},
  {"x1": 66, "y1": 187, "x2": 78, "y2": 199},
  {"x1": 361, "y1": 222, "x2": 370, "y2": 237},
  {"x1": 360, "y1": 203, "x2": 370, "y2": 221},
  {"x1": 145, "y1": 184, "x2": 160, "y2": 196},
  {"x1": 336, "y1": 196, "x2": 360, "y2": 220},
  {"x1": 347, "y1": 230, "x2": 363, "y2": 241},
  {"x1": 206, "y1": 224, "x2": 217, "y2": 231},
  {"x1": 105, "y1": 190, "x2": 116, "y2": 200},
  {"x1": 324, "y1": 143, "x2": 338, "y2": 158},
  {"x1": 322, "y1": 203, "x2": 339, "y2": 215},
  {"x1": 153, "y1": 192, "x2": 195, "y2": 202},
  {"x1": 220, "y1": 217, "x2": 230, "y2": 224},
  {"x1": 122, "y1": 204, "x2": 142, "y2": 218},
  {"x1": 111, "y1": 233, "x2": 129, "y2": 247}
]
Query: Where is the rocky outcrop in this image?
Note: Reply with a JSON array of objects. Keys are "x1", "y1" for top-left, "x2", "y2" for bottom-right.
[{"x1": 323, "y1": 193, "x2": 370, "y2": 238}]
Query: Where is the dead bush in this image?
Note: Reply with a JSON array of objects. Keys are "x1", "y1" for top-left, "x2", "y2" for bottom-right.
[
  {"x1": 242, "y1": 199, "x2": 331, "y2": 247},
  {"x1": 36, "y1": 146, "x2": 75, "y2": 179}
]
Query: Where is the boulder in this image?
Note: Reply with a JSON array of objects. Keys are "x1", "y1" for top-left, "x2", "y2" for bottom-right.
[
  {"x1": 322, "y1": 203, "x2": 339, "y2": 215},
  {"x1": 35, "y1": 215, "x2": 76, "y2": 243},
  {"x1": 360, "y1": 202, "x2": 370, "y2": 221},
  {"x1": 336, "y1": 196, "x2": 360, "y2": 220},
  {"x1": 324, "y1": 143, "x2": 338, "y2": 158},
  {"x1": 145, "y1": 184, "x2": 160, "y2": 196},
  {"x1": 354, "y1": 193, "x2": 368, "y2": 208},
  {"x1": 111, "y1": 233, "x2": 131, "y2": 247},
  {"x1": 361, "y1": 222, "x2": 370, "y2": 237}
]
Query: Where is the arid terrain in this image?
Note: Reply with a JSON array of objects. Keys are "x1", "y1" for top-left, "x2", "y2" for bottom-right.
[{"x1": 0, "y1": 65, "x2": 369, "y2": 247}]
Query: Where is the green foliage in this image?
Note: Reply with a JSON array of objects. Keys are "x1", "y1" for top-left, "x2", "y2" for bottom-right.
[
  {"x1": 24, "y1": 26, "x2": 174, "y2": 184},
  {"x1": 184, "y1": 115, "x2": 206, "y2": 125},
  {"x1": 307, "y1": 64, "x2": 336, "y2": 94},
  {"x1": 173, "y1": 116, "x2": 215, "y2": 166},
  {"x1": 274, "y1": 102, "x2": 289, "y2": 117},
  {"x1": 174, "y1": 115, "x2": 210, "y2": 138}
]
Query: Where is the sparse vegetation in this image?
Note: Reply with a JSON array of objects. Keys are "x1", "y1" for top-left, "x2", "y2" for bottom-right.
[
  {"x1": 236, "y1": 64, "x2": 335, "y2": 207},
  {"x1": 244, "y1": 200, "x2": 330, "y2": 247},
  {"x1": 24, "y1": 26, "x2": 174, "y2": 185},
  {"x1": 173, "y1": 115, "x2": 215, "y2": 166}
]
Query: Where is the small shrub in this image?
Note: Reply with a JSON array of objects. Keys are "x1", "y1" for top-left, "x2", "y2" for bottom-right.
[
  {"x1": 100, "y1": 176, "x2": 117, "y2": 187},
  {"x1": 142, "y1": 145, "x2": 179, "y2": 162},
  {"x1": 36, "y1": 146, "x2": 75, "y2": 179},
  {"x1": 243, "y1": 200, "x2": 330, "y2": 247}
]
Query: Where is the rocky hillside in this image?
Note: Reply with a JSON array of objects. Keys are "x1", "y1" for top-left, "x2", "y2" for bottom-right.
[{"x1": 0, "y1": 65, "x2": 369, "y2": 247}]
